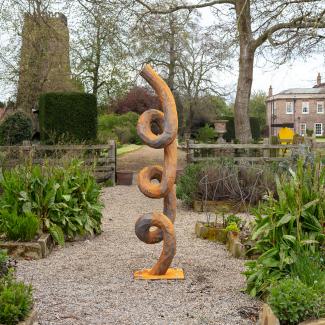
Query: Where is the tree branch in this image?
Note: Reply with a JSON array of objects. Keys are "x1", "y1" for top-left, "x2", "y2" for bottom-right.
[{"x1": 134, "y1": 0, "x2": 235, "y2": 15}]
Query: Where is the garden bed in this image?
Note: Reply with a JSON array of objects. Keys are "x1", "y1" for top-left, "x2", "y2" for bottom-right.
[
  {"x1": 258, "y1": 304, "x2": 325, "y2": 325},
  {"x1": 0, "y1": 233, "x2": 54, "y2": 259}
]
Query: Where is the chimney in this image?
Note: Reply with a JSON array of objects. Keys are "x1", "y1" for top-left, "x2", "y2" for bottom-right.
[
  {"x1": 317, "y1": 73, "x2": 321, "y2": 86},
  {"x1": 268, "y1": 85, "x2": 273, "y2": 97}
]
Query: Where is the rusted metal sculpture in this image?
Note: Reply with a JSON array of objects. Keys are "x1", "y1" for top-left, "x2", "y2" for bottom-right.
[{"x1": 134, "y1": 64, "x2": 184, "y2": 280}]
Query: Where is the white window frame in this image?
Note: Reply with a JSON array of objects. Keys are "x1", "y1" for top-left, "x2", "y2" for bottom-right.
[
  {"x1": 286, "y1": 102, "x2": 293, "y2": 114},
  {"x1": 300, "y1": 123, "x2": 306, "y2": 136},
  {"x1": 314, "y1": 123, "x2": 323, "y2": 136},
  {"x1": 302, "y1": 102, "x2": 309, "y2": 114},
  {"x1": 317, "y1": 102, "x2": 324, "y2": 114}
]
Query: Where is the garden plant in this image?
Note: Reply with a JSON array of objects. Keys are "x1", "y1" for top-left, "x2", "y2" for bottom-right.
[
  {"x1": 0, "y1": 160, "x2": 103, "y2": 245},
  {"x1": 244, "y1": 158, "x2": 325, "y2": 324},
  {"x1": 0, "y1": 250, "x2": 33, "y2": 325}
]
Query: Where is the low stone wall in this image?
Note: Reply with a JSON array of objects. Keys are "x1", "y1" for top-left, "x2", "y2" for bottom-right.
[{"x1": 0, "y1": 234, "x2": 54, "y2": 259}]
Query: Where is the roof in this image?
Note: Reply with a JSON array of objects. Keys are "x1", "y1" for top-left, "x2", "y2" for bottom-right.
[{"x1": 278, "y1": 88, "x2": 325, "y2": 95}]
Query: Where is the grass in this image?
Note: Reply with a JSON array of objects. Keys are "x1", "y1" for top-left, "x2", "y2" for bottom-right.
[{"x1": 117, "y1": 144, "x2": 142, "y2": 156}]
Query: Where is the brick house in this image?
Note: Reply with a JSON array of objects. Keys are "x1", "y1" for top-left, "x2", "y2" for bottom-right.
[{"x1": 266, "y1": 73, "x2": 325, "y2": 137}]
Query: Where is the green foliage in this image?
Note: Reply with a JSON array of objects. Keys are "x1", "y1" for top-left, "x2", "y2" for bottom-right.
[
  {"x1": 268, "y1": 278, "x2": 323, "y2": 324},
  {"x1": 0, "y1": 211, "x2": 39, "y2": 241},
  {"x1": 225, "y1": 214, "x2": 242, "y2": 227},
  {"x1": 176, "y1": 163, "x2": 203, "y2": 205},
  {"x1": 244, "y1": 158, "x2": 325, "y2": 297},
  {"x1": 196, "y1": 124, "x2": 215, "y2": 143},
  {"x1": 0, "y1": 274, "x2": 33, "y2": 325},
  {"x1": 98, "y1": 112, "x2": 141, "y2": 144},
  {"x1": 225, "y1": 222, "x2": 239, "y2": 233},
  {"x1": 39, "y1": 92, "x2": 97, "y2": 143},
  {"x1": 0, "y1": 112, "x2": 32, "y2": 145},
  {"x1": 0, "y1": 161, "x2": 103, "y2": 244},
  {"x1": 249, "y1": 91, "x2": 267, "y2": 131},
  {"x1": 222, "y1": 116, "x2": 261, "y2": 142}
]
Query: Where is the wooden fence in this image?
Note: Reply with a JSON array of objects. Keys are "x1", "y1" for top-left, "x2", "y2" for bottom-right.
[
  {"x1": 0, "y1": 140, "x2": 116, "y2": 184},
  {"x1": 185, "y1": 139, "x2": 325, "y2": 163}
]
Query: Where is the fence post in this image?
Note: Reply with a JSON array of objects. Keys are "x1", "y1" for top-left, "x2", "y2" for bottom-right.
[
  {"x1": 263, "y1": 138, "x2": 269, "y2": 158},
  {"x1": 186, "y1": 139, "x2": 194, "y2": 163},
  {"x1": 109, "y1": 140, "x2": 116, "y2": 185}
]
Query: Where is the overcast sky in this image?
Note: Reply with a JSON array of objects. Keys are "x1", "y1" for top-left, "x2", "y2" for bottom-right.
[{"x1": 0, "y1": 4, "x2": 324, "y2": 102}]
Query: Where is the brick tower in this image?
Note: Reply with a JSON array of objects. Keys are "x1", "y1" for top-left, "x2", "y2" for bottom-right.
[{"x1": 16, "y1": 12, "x2": 76, "y2": 116}]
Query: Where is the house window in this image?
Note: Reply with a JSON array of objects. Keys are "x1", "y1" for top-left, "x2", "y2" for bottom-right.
[
  {"x1": 286, "y1": 102, "x2": 293, "y2": 114},
  {"x1": 315, "y1": 123, "x2": 323, "y2": 136},
  {"x1": 300, "y1": 123, "x2": 306, "y2": 136},
  {"x1": 302, "y1": 102, "x2": 309, "y2": 114},
  {"x1": 317, "y1": 102, "x2": 324, "y2": 114},
  {"x1": 271, "y1": 102, "x2": 277, "y2": 116}
]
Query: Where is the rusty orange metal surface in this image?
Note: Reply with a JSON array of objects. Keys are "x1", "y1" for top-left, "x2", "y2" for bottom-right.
[{"x1": 134, "y1": 64, "x2": 183, "y2": 279}]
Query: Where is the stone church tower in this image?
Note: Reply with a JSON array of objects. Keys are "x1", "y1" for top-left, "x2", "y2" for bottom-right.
[{"x1": 16, "y1": 12, "x2": 76, "y2": 116}]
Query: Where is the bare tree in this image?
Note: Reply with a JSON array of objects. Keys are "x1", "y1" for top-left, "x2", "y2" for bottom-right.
[
  {"x1": 177, "y1": 26, "x2": 230, "y2": 133},
  {"x1": 134, "y1": 0, "x2": 325, "y2": 142},
  {"x1": 71, "y1": 0, "x2": 133, "y2": 101}
]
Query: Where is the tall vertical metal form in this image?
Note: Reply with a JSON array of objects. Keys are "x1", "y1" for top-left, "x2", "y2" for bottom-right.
[{"x1": 133, "y1": 64, "x2": 184, "y2": 280}]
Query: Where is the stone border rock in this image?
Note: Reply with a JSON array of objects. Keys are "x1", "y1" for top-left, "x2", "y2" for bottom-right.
[
  {"x1": 226, "y1": 231, "x2": 246, "y2": 258},
  {"x1": 0, "y1": 234, "x2": 54, "y2": 259},
  {"x1": 18, "y1": 308, "x2": 38, "y2": 325},
  {"x1": 195, "y1": 221, "x2": 227, "y2": 243}
]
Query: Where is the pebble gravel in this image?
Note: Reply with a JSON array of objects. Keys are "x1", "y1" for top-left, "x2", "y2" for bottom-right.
[{"x1": 17, "y1": 185, "x2": 261, "y2": 325}]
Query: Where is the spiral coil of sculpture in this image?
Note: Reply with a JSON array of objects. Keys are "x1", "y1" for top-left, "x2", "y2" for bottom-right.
[{"x1": 134, "y1": 64, "x2": 184, "y2": 280}]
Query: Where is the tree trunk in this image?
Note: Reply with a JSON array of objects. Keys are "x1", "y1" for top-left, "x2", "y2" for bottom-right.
[
  {"x1": 167, "y1": 14, "x2": 177, "y2": 92},
  {"x1": 234, "y1": 0, "x2": 253, "y2": 143}
]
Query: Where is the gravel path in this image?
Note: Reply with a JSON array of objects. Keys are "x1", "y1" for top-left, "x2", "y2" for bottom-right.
[
  {"x1": 17, "y1": 186, "x2": 260, "y2": 325},
  {"x1": 117, "y1": 145, "x2": 187, "y2": 172}
]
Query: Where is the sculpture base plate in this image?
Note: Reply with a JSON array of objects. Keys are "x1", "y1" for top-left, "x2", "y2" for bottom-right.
[{"x1": 134, "y1": 268, "x2": 185, "y2": 280}]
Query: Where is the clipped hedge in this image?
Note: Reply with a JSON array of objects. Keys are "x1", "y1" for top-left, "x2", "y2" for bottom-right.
[
  {"x1": 223, "y1": 116, "x2": 261, "y2": 142},
  {"x1": 0, "y1": 111, "x2": 32, "y2": 145},
  {"x1": 39, "y1": 92, "x2": 97, "y2": 143}
]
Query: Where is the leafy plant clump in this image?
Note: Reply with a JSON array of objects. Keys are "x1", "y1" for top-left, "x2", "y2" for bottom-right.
[
  {"x1": 98, "y1": 112, "x2": 141, "y2": 145},
  {"x1": 268, "y1": 278, "x2": 324, "y2": 324},
  {"x1": 0, "y1": 111, "x2": 32, "y2": 145},
  {"x1": 0, "y1": 274, "x2": 33, "y2": 325},
  {"x1": 0, "y1": 211, "x2": 39, "y2": 242},
  {"x1": 0, "y1": 250, "x2": 16, "y2": 278},
  {"x1": 225, "y1": 222, "x2": 239, "y2": 233},
  {"x1": 244, "y1": 158, "x2": 325, "y2": 297},
  {"x1": 0, "y1": 160, "x2": 103, "y2": 245}
]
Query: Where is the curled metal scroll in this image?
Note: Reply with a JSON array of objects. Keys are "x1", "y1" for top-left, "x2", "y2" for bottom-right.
[{"x1": 135, "y1": 64, "x2": 178, "y2": 275}]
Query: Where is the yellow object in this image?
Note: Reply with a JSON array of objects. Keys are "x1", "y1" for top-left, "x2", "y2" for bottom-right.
[
  {"x1": 134, "y1": 268, "x2": 185, "y2": 280},
  {"x1": 278, "y1": 127, "x2": 294, "y2": 144}
]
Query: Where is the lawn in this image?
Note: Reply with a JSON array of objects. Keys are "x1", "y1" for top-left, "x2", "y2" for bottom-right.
[{"x1": 117, "y1": 144, "x2": 142, "y2": 156}]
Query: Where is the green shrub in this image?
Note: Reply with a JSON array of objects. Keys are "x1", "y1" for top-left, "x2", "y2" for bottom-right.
[
  {"x1": 196, "y1": 124, "x2": 215, "y2": 143},
  {"x1": 176, "y1": 163, "x2": 202, "y2": 205},
  {"x1": 0, "y1": 112, "x2": 32, "y2": 145},
  {"x1": 0, "y1": 250, "x2": 15, "y2": 278},
  {"x1": 225, "y1": 222, "x2": 239, "y2": 233},
  {"x1": 0, "y1": 211, "x2": 39, "y2": 241},
  {"x1": 222, "y1": 116, "x2": 261, "y2": 142},
  {"x1": 244, "y1": 158, "x2": 325, "y2": 297},
  {"x1": 268, "y1": 278, "x2": 323, "y2": 324},
  {"x1": 39, "y1": 92, "x2": 97, "y2": 143},
  {"x1": 0, "y1": 161, "x2": 103, "y2": 244},
  {"x1": 0, "y1": 274, "x2": 33, "y2": 325},
  {"x1": 98, "y1": 112, "x2": 141, "y2": 144},
  {"x1": 225, "y1": 214, "x2": 242, "y2": 227}
]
